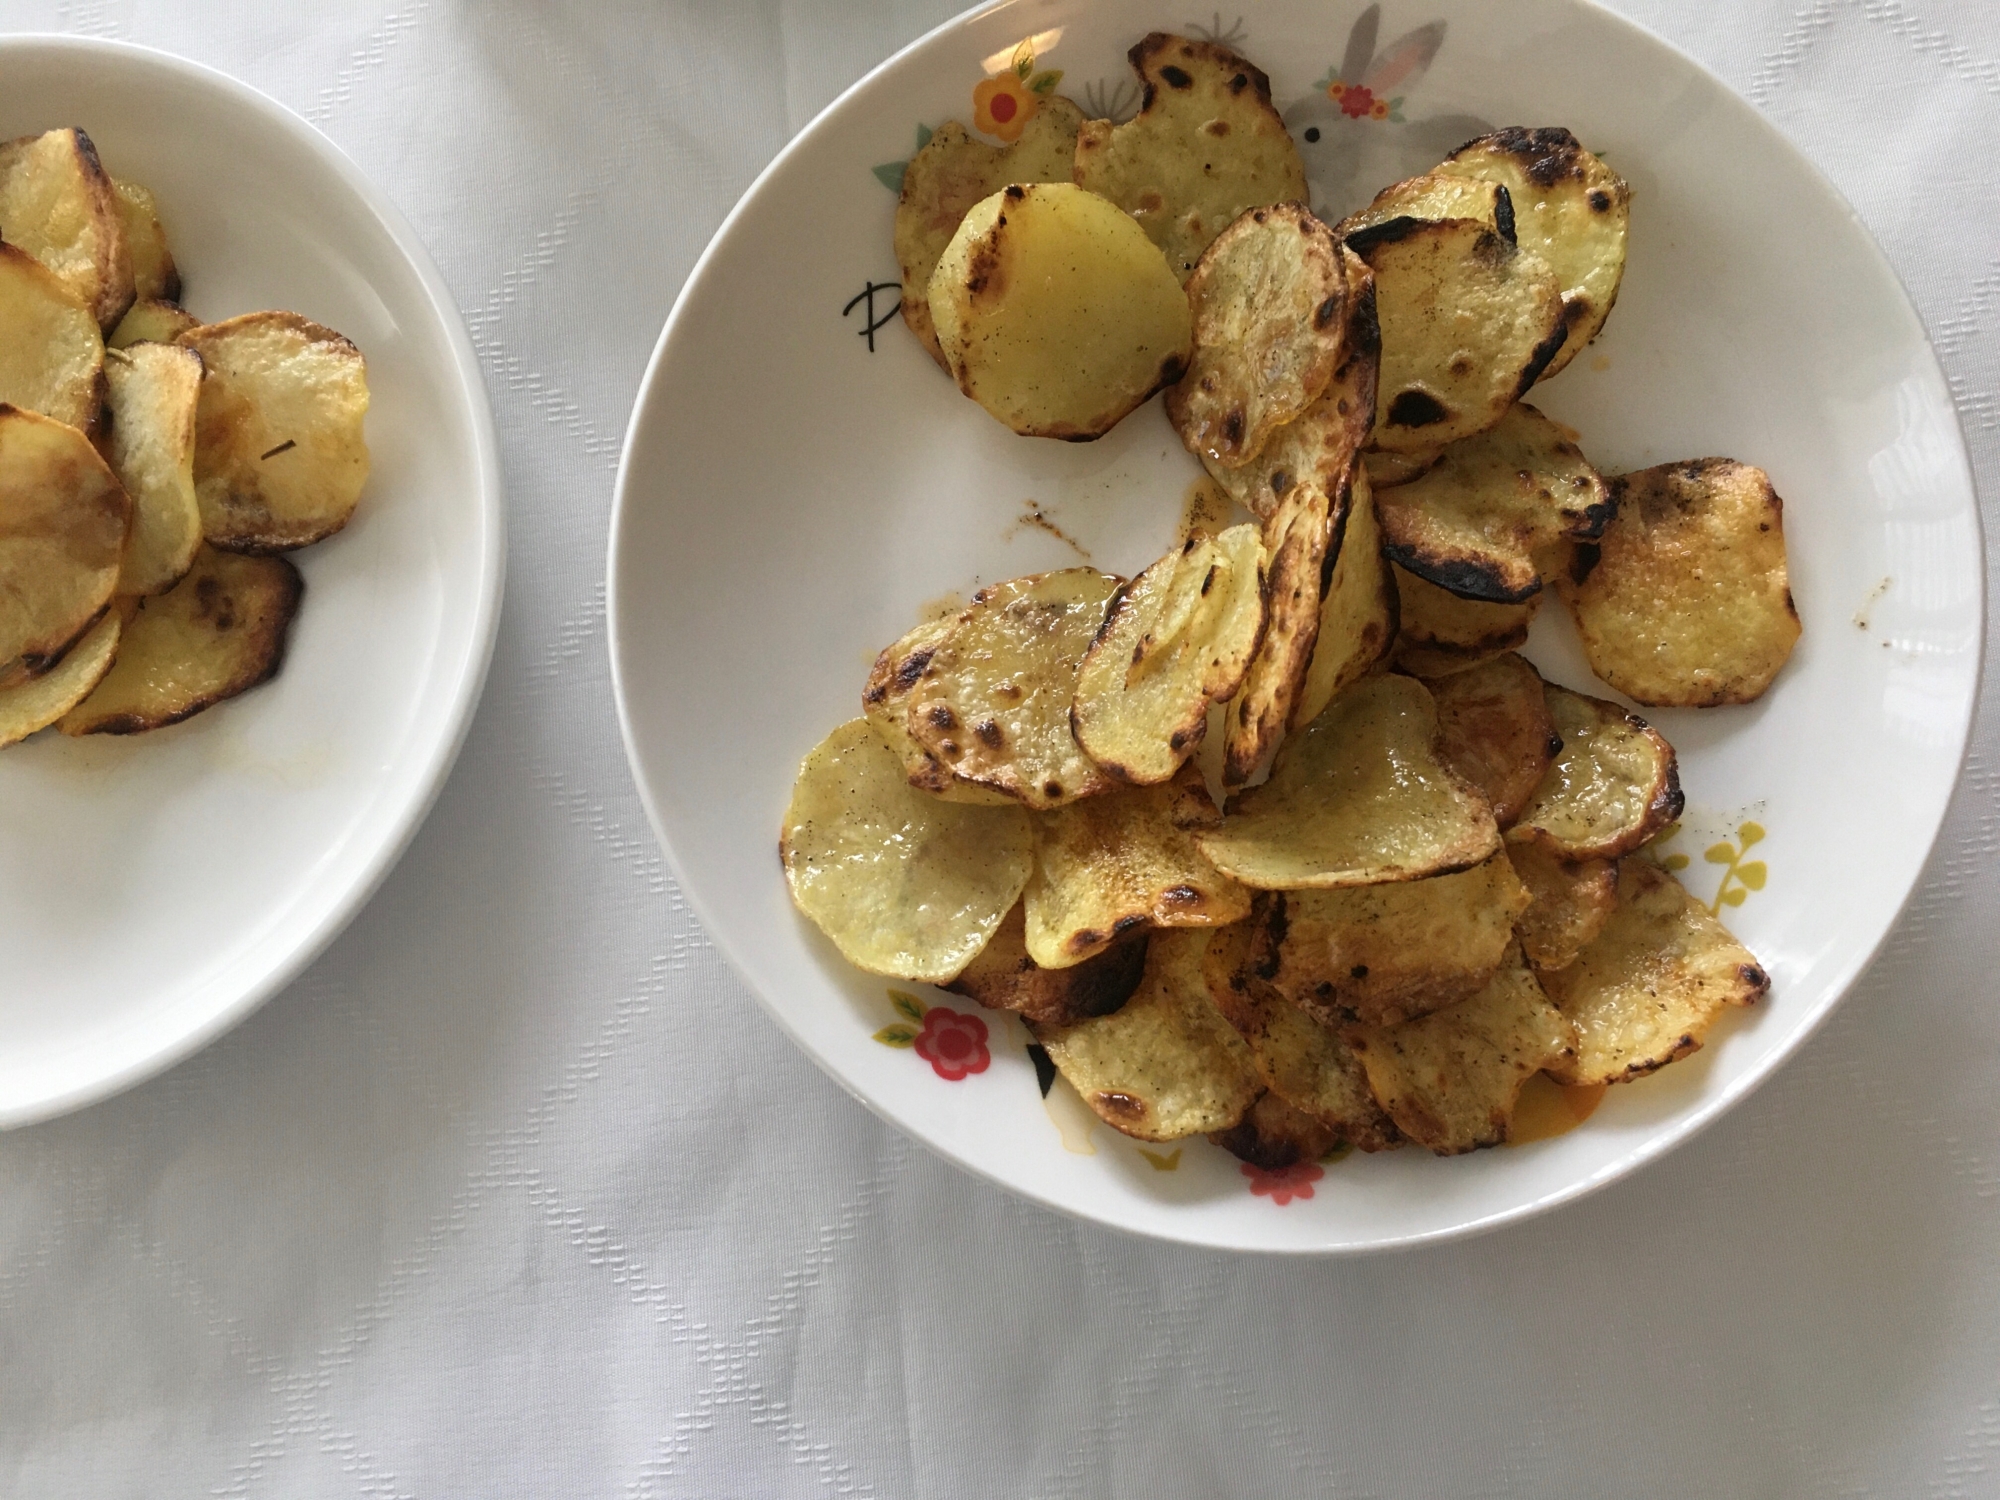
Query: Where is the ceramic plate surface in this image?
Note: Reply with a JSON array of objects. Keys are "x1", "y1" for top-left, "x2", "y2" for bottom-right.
[
  {"x1": 0, "y1": 38, "x2": 503, "y2": 1127},
  {"x1": 610, "y1": 0, "x2": 1982, "y2": 1251}
]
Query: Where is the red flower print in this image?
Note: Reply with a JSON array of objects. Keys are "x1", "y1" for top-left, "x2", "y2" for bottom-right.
[
  {"x1": 1242, "y1": 1160, "x2": 1324, "y2": 1205},
  {"x1": 913, "y1": 1006, "x2": 990, "y2": 1081},
  {"x1": 1329, "y1": 80, "x2": 1380, "y2": 119}
]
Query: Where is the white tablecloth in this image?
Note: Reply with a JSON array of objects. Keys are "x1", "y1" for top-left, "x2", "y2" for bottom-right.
[{"x1": 3, "y1": 2, "x2": 1997, "y2": 1494}]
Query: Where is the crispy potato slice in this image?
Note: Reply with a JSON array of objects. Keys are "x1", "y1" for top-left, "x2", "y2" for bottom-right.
[
  {"x1": 1222, "y1": 478, "x2": 1337, "y2": 784},
  {"x1": 1335, "y1": 171, "x2": 1511, "y2": 242},
  {"x1": 1033, "y1": 928, "x2": 1259, "y2": 1141},
  {"x1": 1508, "y1": 841, "x2": 1617, "y2": 972},
  {"x1": 179, "y1": 312, "x2": 371, "y2": 551},
  {"x1": 894, "y1": 101, "x2": 1086, "y2": 367},
  {"x1": 1510, "y1": 684, "x2": 1683, "y2": 860},
  {"x1": 0, "y1": 241, "x2": 105, "y2": 431},
  {"x1": 1292, "y1": 463, "x2": 1396, "y2": 730},
  {"x1": 1254, "y1": 852, "x2": 1532, "y2": 1028},
  {"x1": 1198, "y1": 672, "x2": 1500, "y2": 888},
  {"x1": 0, "y1": 609, "x2": 119, "y2": 747},
  {"x1": 1071, "y1": 524, "x2": 1264, "y2": 785},
  {"x1": 777, "y1": 718, "x2": 1034, "y2": 981},
  {"x1": 0, "y1": 128, "x2": 132, "y2": 329},
  {"x1": 1439, "y1": 128, "x2": 1630, "y2": 379},
  {"x1": 1168, "y1": 203, "x2": 1347, "y2": 469},
  {"x1": 945, "y1": 901, "x2": 1148, "y2": 1028},
  {"x1": 1024, "y1": 766, "x2": 1250, "y2": 968},
  {"x1": 107, "y1": 297, "x2": 196, "y2": 350},
  {"x1": 1346, "y1": 947, "x2": 1575, "y2": 1154},
  {"x1": 1376, "y1": 403, "x2": 1611, "y2": 604},
  {"x1": 905, "y1": 568, "x2": 1121, "y2": 809},
  {"x1": 862, "y1": 616, "x2": 1013, "y2": 805},
  {"x1": 1392, "y1": 563, "x2": 1540, "y2": 677},
  {"x1": 1541, "y1": 859, "x2": 1768, "y2": 1085},
  {"x1": 1562, "y1": 459, "x2": 1801, "y2": 707},
  {"x1": 110, "y1": 178, "x2": 179, "y2": 304},
  {"x1": 1362, "y1": 445, "x2": 1440, "y2": 489},
  {"x1": 0, "y1": 404, "x2": 128, "y2": 689},
  {"x1": 1346, "y1": 216, "x2": 1566, "y2": 453},
  {"x1": 103, "y1": 342, "x2": 203, "y2": 596},
  {"x1": 929, "y1": 182, "x2": 1190, "y2": 440},
  {"x1": 1210, "y1": 1091, "x2": 1344, "y2": 1169},
  {"x1": 1428, "y1": 651, "x2": 1561, "y2": 826}
]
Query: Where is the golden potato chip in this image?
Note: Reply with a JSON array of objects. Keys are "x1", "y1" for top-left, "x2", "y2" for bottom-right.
[
  {"x1": 1439, "y1": 128, "x2": 1630, "y2": 379},
  {"x1": 1509, "y1": 684, "x2": 1683, "y2": 861},
  {"x1": 1346, "y1": 947, "x2": 1574, "y2": 1154},
  {"x1": 0, "y1": 404, "x2": 128, "y2": 690},
  {"x1": 179, "y1": 311, "x2": 371, "y2": 551},
  {"x1": 0, "y1": 609, "x2": 119, "y2": 748},
  {"x1": 1428, "y1": 651, "x2": 1560, "y2": 826},
  {"x1": 110, "y1": 178, "x2": 179, "y2": 305},
  {"x1": 1210, "y1": 1091, "x2": 1343, "y2": 1169},
  {"x1": 777, "y1": 718, "x2": 1034, "y2": 981},
  {"x1": 1168, "y1": 203, "x2": 1347, "y2": 469},
  {"x1": 107, "y1": 297, "x2": 196, "y2": 350},
  {"x1": 0, "y1": 128, "x2": 132, "y2": 329},
  {"x1": 1291, "y1": 463, "x2": 1396, "y2": 730},
  {"x1": 103, "y1": 342, "x2": 203, "y2": 597},
  {"x1": 1198, "y1": 672, "x2": 1499, "y2": 888},
  {"x1": 1362, "y1": 445, "x2": 1440, "y2": 490},
  {"x1": 1392, "y1": 563, "x2": 1540, "y2": 677},
  {"x1": 1024, "y1": 766, "x2": 1250, "y2": 968},
  {"x1": 944, "y1": 901, "x2": 1148, "y2": 1028},
  {"x1": 1072, "y1": 33, "x2": 1308, "y2": 282},
  {"x1": 1562, "y1": 458, "x2": 1802, "y2": 707},
  {"x1": 1507, "y1": 841, "x2": 1617, "y2": 972},
  {"x1": 861, "y1": 616, "x2": 1013, "y2": 805},
  {"x1": 0, "y1": 241, "x2": 105, "y2": 432},
  {"x1": 1376, "y1": 403, "x2": 1611, "y2": 604},
  {"x1": 904, "y1": 568, "x2": 1121, "y2": 809},
  {"x1": 1254, "y1": 852, "x2": 1532, "y2": 1028},
  {"x1": 1033, "y1": 928, "x2": 1259, "y2": 1141},
  {"x1": 1540, "y1": 858, "x2": 1768, "y2": 1085},
  {"x1": 1346, "y1": 216, "x2": 1566, "y2": 453},
  {"x1": 1223, "y1": 478, "x2": 1336, "y2": 784},
  {"x1": 1334, "y1": 171, "x2": 1511, "y2": 242},
  {"x1": 59, "y1": 545, "x2": 300, "y2": 735},
  {"x1": 893, "y1": 101, "x2": 1086, "y2": 367},
  {"x1": 1071, "y1": 523, "x2": 1264, "y2": 786}
]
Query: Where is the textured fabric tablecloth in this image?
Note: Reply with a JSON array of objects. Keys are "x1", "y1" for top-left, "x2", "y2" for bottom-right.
[{"x1": 4, "y1": 2, "x2": 1998, "y2": 1494}]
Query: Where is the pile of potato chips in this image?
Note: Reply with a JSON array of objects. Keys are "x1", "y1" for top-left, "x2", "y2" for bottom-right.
[
  {"x1": 0, "y1": 126, "x2": 370, "y2": 747},
  {"x1": 790, "y1": 32, "x2": 1800, "y2": 1164}
]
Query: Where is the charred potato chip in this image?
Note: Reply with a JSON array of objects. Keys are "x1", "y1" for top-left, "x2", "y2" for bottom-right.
[
  {"x1": 0, "y1": 609, "x2": 120, "y2": 748},
  {"x1": 893, "y1": 101, "x2": 1086, "y2": 367},
  {"x1": 108, "y1": 297, "x2": 197, "y2": 350},
  {"x1": 1168, "y1": 203, "x2": 1347, "y2": 469},
  {"x1": 1428, "y1": 651, "x2": 1560, "y2": 826},
  {"x1": 945, "y1": 901, "x2": 1148, "y2": 1028},
  {"x1": 1223, "y1": 478, "x2": 1337, "y2": 784},
  {"x1": 1541, "y1": 858, "x2": 1768, "y2": 1085},
  {"x1": 179, "y1": 311, "x2": 371, "y2": 551},
  {"x1": 1392, "y1": 563, "x2": 1539, "y2": 677},
  {"x1": 0, "y1": 404, "x2": 128, "y2": 690},
  {"x1": 1292, "y1": 464, "x2": 1396, "y2": 730},
  {"x1": 1510, "y1": 684, "x2": 1683, "y2": 860},
  {"x1": 1376, "y1": 403, "x2": 1611, "y2": 604},
  {"x1": 1562, "y1": 459, "x2": 1801, "y2": 706},
  {"x1": 1507, "y1": 841, "x2": 1617, "y2": 972},
  {"x1": 1346, "y1": 946, "x2": 1574, "y2": 1154},
  {"x1": 777, "y1": 718, "x2": 1033, "y2": 981},
  {"x1": 1334, "y1": 171, "x2": 1512, "y2": 242},
  {"x1": 110, "y1": 178, "x2": 179, "y2": 304},
  {"x1": 103, "y1": 342, "x2": 203, "y2": 597},
  {"x1": 1198, "y1": 672, "x2": 1499, "y2": 888},
  {"x1": 862, "y1": 616, "x2": 1014, "y2": 805},
  {"x1": 0, "y1": 241, "x2": 106, "y2": 431},
  {"x1": 1209, "y1": 1090, "x2": 1344, "y2": 1169},
  {"x1": 1362, "y1": 445, "x2": 1440, "y2": 489},
  {"x1": 929, "y1": 182, "x2": 1191, "y2": 441},
  {"x1": 1072, "y1": 33, "x2": 1308, "y2": 282},
  {"x1": 0, "y1": 128, "x2": 132, "y2": 329},
  {"x1": 1439, "y1": 128, "x2": 1629, "y2": 379}
]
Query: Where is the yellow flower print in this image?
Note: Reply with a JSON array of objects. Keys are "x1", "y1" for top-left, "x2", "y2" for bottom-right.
[{"x1": 973, "y1": 72, "x2": 1038, "y2": 142}]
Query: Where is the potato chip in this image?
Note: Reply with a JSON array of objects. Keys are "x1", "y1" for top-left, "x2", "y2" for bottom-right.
[
  {"x1": 945, "y1": 901, "x2": 1148, "y2": 1028},
  {"x1": 0, "y1": 241, "x2": 105, "y2": 432},
  {"x1": 1071, "y1": 523, "x2": 1264, "y2": 786},
  {"x1": 110, "y1": 178, "x2": 180, "y2": 304},
  {"x1": 1209, "y1": 1091, "x2": 1342, "y2": 1169},
  {"x1": 778, "y1": 718, "x2": 1034, "y2": 981},
  {"x1": 0, "y1": 404, "x2": 128, "y2": 690},
  {"x1": 103, "y1": 342, "x2": 203, "y2": 597},
  {"x1": 1362, "y1": 445, "x2": 1440, "y2": 490},
  {"x1": 1168, "y1": 203, "x2": 1347, "y2": 469},
  {"x1": 1540, "y1": 858, "x2": 1768, "y2": 1085},
  {"x1": 179, "y1": 311, "x2": 371, "y2": 551},
  {"x1": 1072, "y1": 33, "x2": 1308, "y2": 282},
  {"x1": 1507, "y1": 841, "x2": 1617, "y2": 972},
  {"x1": 1509, "y1": 684, "x2": 1683, "y2": 860},
  {"x1": 1034, "y1": 927, "x2": 1259, "y2": 1141},
  {"x1": 1222, "y1": 478, "x2": 1336, "y2": 784},
  {"x1": 1346, "y1": 947, "x2": 1574, "y2": 1154},
  {"x1": 929, "y1": 182, "x2": 1191, "y2": 441},
  {"x1": 1376, "y1": 403, "x2": 1611, "y2": 604},
  {"x1": 1392, "y1": 563, "x2": 1539, "y2": 677},
  {"x1": 1562, "y1": 458, "x2": 1801, "y2": 706},
  {"x1": 1334, "y1": 171, "x2": 1511, "y2": 242},
  {"x1": 1439, "y1": 128, "x2": 1630, "y2": 379},
  {"x1": 0, "y1": 128, "x2": 132, "y2": 329},
  {"x1": 1198, "y1": 672, "x2": 1499, "y2": 888},
  {"x1": 107, "y1": 298, "x2": 196, "y2": 351},
  {"x1": 893, "y1": 101, "x2": 1086, "y2": 368},
  {"x1": 861, "y1": 616, "x2": 1013, "y2": 805},
  {"x1": 904, "y1": 568, "x2": 1121, "y2": 809},
  {"x1": 1254, "y1": 852, "x2": 1532, "y2": 1027},
  {"x1": 1291, "y1": 463, "x2": 1396, "y2": 730},
  {"x1": 59, "y1": 545, "x2": 301, "y2": 735},
  {"x1": 1428, "y1": 651, "x2": 1560, "y2": 826},
  {"x1": 0, "y1": 609, "x2": 119, "y2": 748},
  {"x1": 1024, "y1": 766, "x2": 1250, "y2": 968},
  {"x1": 1346, "y1": 216, "x2": 1566, "y2": 453}
]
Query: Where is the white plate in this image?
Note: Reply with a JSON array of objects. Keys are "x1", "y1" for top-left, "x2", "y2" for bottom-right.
[
  {"x1": 609, "y1": 0, "x2": 1982, "y2": 1252},
  {"x1": 0, "y1": 38, "x2": 503, "y2": 1127}
]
